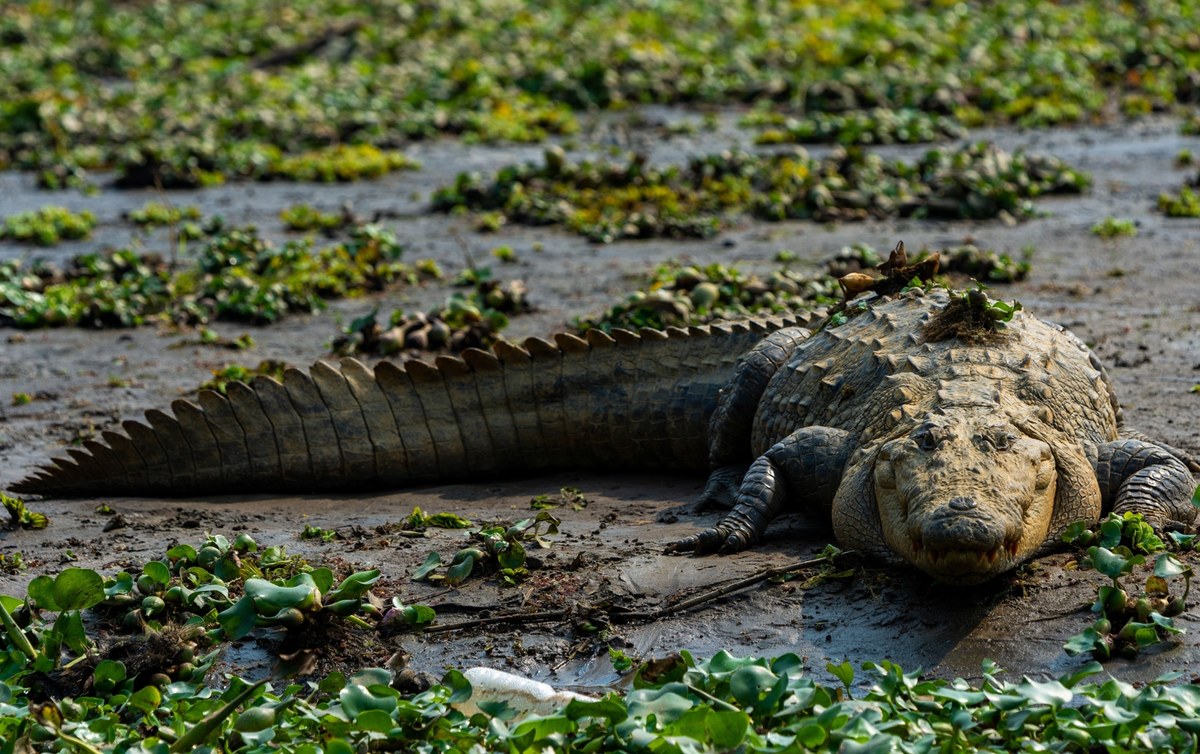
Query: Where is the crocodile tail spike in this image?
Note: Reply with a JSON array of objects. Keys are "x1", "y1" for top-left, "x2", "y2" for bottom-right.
[{"x1": 11, "y1": 315, "x2": 815, "y2": 497}]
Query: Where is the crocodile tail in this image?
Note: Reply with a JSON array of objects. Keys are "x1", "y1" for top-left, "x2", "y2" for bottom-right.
[{"x1": 12, "y1": 316, "x2": 812, "y2": 497}]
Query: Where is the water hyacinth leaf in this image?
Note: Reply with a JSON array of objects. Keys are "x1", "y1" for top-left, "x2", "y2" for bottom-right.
[
  {"x1": 53, "y1": 611, "x2": 90, "y2": 656},
  {"x1": 729, "y1": 665, "x2": 781, "y2": 709},
  {"x1": 401, "y1": 604, "x2": 436, "y2": 628},
  {"x1": 245, "y1": 579, "x2": 317, "y2": 611},
  {"x1": 167, "y1": 544, "x2": 197, "y2": 564},
  {"x1": 1063, "y1": 628, "x2": 1103, "y2": 656},
  {"x1": 1089, "y1": 547, "x2": 1137, "y2": 580},
  {"x1": 565, "y1": 696, "x2": 628, "y2": 724},
  {"x1": 319, "y1": 671, "x2": 348, "y2": 695},
  {"x1": 1016, "y1": 678, "x2": 1072, "y2": 706},
  {"x1": 705, "y1": 709, "x2": 750, "y2": 748},
  {"x1": 511, "y1": 714, "x2": 575, "y2": 739},
  {"x1": 412, "y1": 552, "x2": 441, "y2": 581},
  {"x1": 1155, "y1": 554, "x2": 1190, "y2": 579},
  {"x1": 496, "y1": 541, "x2": 525, "y2": 571},
  {"x1": 443, "y1": 669, "x2": 473, "y2": 704},
  {"x1": 446, "y1": 555, "x2": 476, "y2": 585},
  {"x1": 217, "y1": 595, "x2": 258, "y2": 640},
  {"x1": 1150, "y1": 613, "x2": 1184, "y2": 634},
  {"x1": 105, "y1": 572, "x2": 135, "y2": 598},
  {"x1": 1059, "y1": 662, "x2": 1104, "y2": 688},
  {"x1": 1098, "y1": 519, "x2": 1123, "y2": 549},
  {"x1": 51, "y1": 568, "x2": 106, "y2": 611},
  {"x1": 827, "y1": 660, "x2": 855, "y2": 689},
  {"x1": 324, "y1": 740, "x2": 354, "y2": 754},
  {"x1": 354, "y1": 709, "x2": 396, "y2": 733},
  {"x1": 325, "y1": 569, "x2": 381, "y2": 602},
  {"x1": 309, "y1": 568, "x2": 335, "y2": 595},
  {"x1": 128, "y1": 685, "x2": 162, "y2": 715},
  {"x1": 1168, "y1": 531, "x2": 1197, "y2": 549},
  {"x1": 626, "y1": 684, "x2": 695, "y2": 724},
  {"x1": 27, "y1": 575, "x2": 60, "y2": 611},
  {"x1": 94, "y1": 659, "x2": 127, "y2": 688},
  {"x1": 143, "y1": 561, "x2": 172, "y2": 586},
  {"x1": 340, "y1": 683, "x2": 398, "y2": 718}
]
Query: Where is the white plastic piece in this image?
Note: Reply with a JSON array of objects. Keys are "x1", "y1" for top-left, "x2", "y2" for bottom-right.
[{"x1": 453, "y1": 667, "x2": 596, "y2": 718}]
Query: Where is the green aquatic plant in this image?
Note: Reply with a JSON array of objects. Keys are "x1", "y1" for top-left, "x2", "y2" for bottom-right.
[
  {"x1": 434, "y1": 143, "x2": 1089, "y2": 242},
  {"x1": 1, "y1": 206, "x2": 96, "y2": 246}
]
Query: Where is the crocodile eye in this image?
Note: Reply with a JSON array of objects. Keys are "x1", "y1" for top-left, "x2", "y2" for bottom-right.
[
  {"x1": 917, "y1": 427, "x2": 938, "y2": 451},
  {"x1": 986, "y1": 431, "x2": 1016, "y2": 451}
]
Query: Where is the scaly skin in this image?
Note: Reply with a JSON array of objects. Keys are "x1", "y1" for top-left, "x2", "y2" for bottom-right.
[
  {"x1": 12, "y1": 290, "x2": 1196, "y2": 582},
  {"x1": 671, "y1": 289, "x2": 1197, "y2": 582}
]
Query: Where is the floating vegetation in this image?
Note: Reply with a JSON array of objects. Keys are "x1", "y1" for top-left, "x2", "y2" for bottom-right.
[
  {"x1": 1158, "y1": 184, "x2": 1200, "y2": 218},
  {"x1": 578, "y1": 242, "x2": 1031, "y2": 332},
  {"x1": 434, "y1": 143, "x2": 1089, "y2": 242},
  {"x1": 4, "y1": 1, "x2": 1200, "y2": 187},
  {"x1": 751, "y1": 108, "x2": 965, "y2": 146},
  {"x1": 126, "y1": 201, "x2": 201, "y2": 227},
  {"x1": 114, "y1": 142, "x2": 419, "y2": 189},
  {"x1": 0, "y1": 225, "x2": 433, "y2": 328},
  {"x1": 1, "y1": 206, "x2": 96, "y2": 246},
  {"x1": 280, "y1": 203, "x2": 353, "y2": 233},
  {"x1": 1090, "y1": 216, "x2": 1138, "y2": 237},
  {"x1": 333, "y1": 269, "x2": 530, "y2": 356}
]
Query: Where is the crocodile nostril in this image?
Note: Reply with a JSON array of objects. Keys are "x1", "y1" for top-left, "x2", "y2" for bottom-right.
[{"x1": 948, "y1": 496, "x2": 977, "y2": 511}]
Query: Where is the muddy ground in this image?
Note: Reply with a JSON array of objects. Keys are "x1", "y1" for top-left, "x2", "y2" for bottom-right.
[{"x1": 1, "y1": 112, "x2": 1199, "y2": 691}]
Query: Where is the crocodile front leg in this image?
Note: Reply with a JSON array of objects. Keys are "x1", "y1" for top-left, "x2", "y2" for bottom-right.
[
  {"x1": 1095, "y1": 439, "x2": 1199, "y2": 529},
  {"x1": 700, "y1": 327, "x2": 811, "y2": 508},
  {"x1": 669, "y1": 426, "x2": 853, "y2": 553}
]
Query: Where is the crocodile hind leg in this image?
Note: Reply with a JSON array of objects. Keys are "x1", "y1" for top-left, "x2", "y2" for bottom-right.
[
  {"x1": 699, "y1": 327, "x2": 812, "y2": 508},
  {"x1": 669, "y1": 427, "x2": 852, "y2": 553},
  {"x1": 1095, "y1": 439, "x2": 1199, "y2": 529}
]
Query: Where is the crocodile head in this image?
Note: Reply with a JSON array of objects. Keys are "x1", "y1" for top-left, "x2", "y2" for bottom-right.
[{"x1": 872, "y1": 410, "x2": 1057, "y2": 582}]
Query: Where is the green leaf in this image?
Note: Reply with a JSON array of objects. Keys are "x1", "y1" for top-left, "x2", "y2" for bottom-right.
[
  {"x1": 167, "y1": 544, "x2": 197, "y2": 564},
  {"x1": 94, "y1": 659, "x2": 127, "y2": 689},
  {"x1": 443, "y1": 669, "x2": 473, "y2": 703},
  {"x1": 354, "y1": 709, "x2": 395, "y2": 733},
  {"x1": 217, "y1": 595, "x2": 258, "y2": 641},
  {"x1": 565, "y1": 696, "x2": 628, "y2": 724},
  {"x1": 626, "y1": 684, "x2": 695, "y2": 724},
  {"x1": 28, "y1": 575, "x2": 60, "y2": 611},
  {"x1": 53, "y1": 611, "x2": 90, "y2": 655},
  {"x1": 412, "y1": 552, "x2": 441, "y2": 581},
  {"x1": 52, "y1": 568, "x2": 105, "y2": 611},
  {"x1": 1063, "y1": 628, "x2": 1103, "y2": 656},
  {"x1": 1016, "y1": 678, "x2": 1072, "y2": 706},
  {"x1": 340, "y1": 683, "x2": 398, "y2": 718},
  {"x1": 445, "y1": 555, "x2": 476, "y2": 585},
  {"x1": 309, "y1": 567, "x2": 335, "y2": 595},
  {"x1": 705, "y1": 710, "x2": 750, "y2": 749},
  {"x1": 326, "y1": 569, "x2": 381, "y2": 602},
  {"x1": 730, "y1": 665, "x2": 779, "y2": 708},
  {"x1": 1155, "y1": 553, "x2": 1190, "y2": 579},
  {"x1": 128, "y1": 685, "x2": 162, "y2": 715},
  {"x1": 827, "y1": 660, "x2": 855, "y2": 689},
  {"x1": 1089, "y1": 547, "x2": 1134, "y2": 579},
  {"x1": 143, "y1": 561, "x2": 171, "y2": 585}
]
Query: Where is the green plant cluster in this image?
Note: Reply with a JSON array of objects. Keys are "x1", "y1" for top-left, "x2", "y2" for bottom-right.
[
  {"x1": 332, "y1": 268, "x2": 530, "y2": 356},
  {"x1": 126, "y1": 201, "x2": 201, "y2": 227},
  {"x1": 7, "y1": 1, "x2": 1200, "y2": 187},
  {"x1": 1090, "y1": 216, "x2": 1137, "y2": 237},
  {"x1": 9, "y1": 642, "x2": 1200, "y2": 753},
  {"x1": 411, "y1": 512, "x2": 561, "y2": 587},
  {"x1": 576, "y1": 261, "x2": 839, "y2": 333},
  {"x1": 433, "y1": 143, "x2": 1089, "y2": 242},
  {"x1": 0, "y1": 224, "x2": 429, "y2": 328},
  {"x1": 2, "y1": 491, "x2": 49, "y2": 530},
  {"x1": 576, "y1": 242, "x2": 1030, "y2": 333},
  {"x1": 751, "y1": 107, "x2": 965, "y2": 146},
  {"x1": 1, "y1": 206, "x2": 96, "y2": 246},
  {"x1": 1158, "y1": 185, "x2": 1200, "y2": 217},
  {"x1": 280, "y1": 203, "x2": 351, "y2": 233},
  {"x1": 1061, "y1": 512, "x2": 1193, "y2": 661}
]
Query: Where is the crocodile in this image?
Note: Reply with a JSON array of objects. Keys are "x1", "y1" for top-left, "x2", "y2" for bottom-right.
[{"x1": 12, "y1": 288, "x2": 1198, "y2": 582}]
